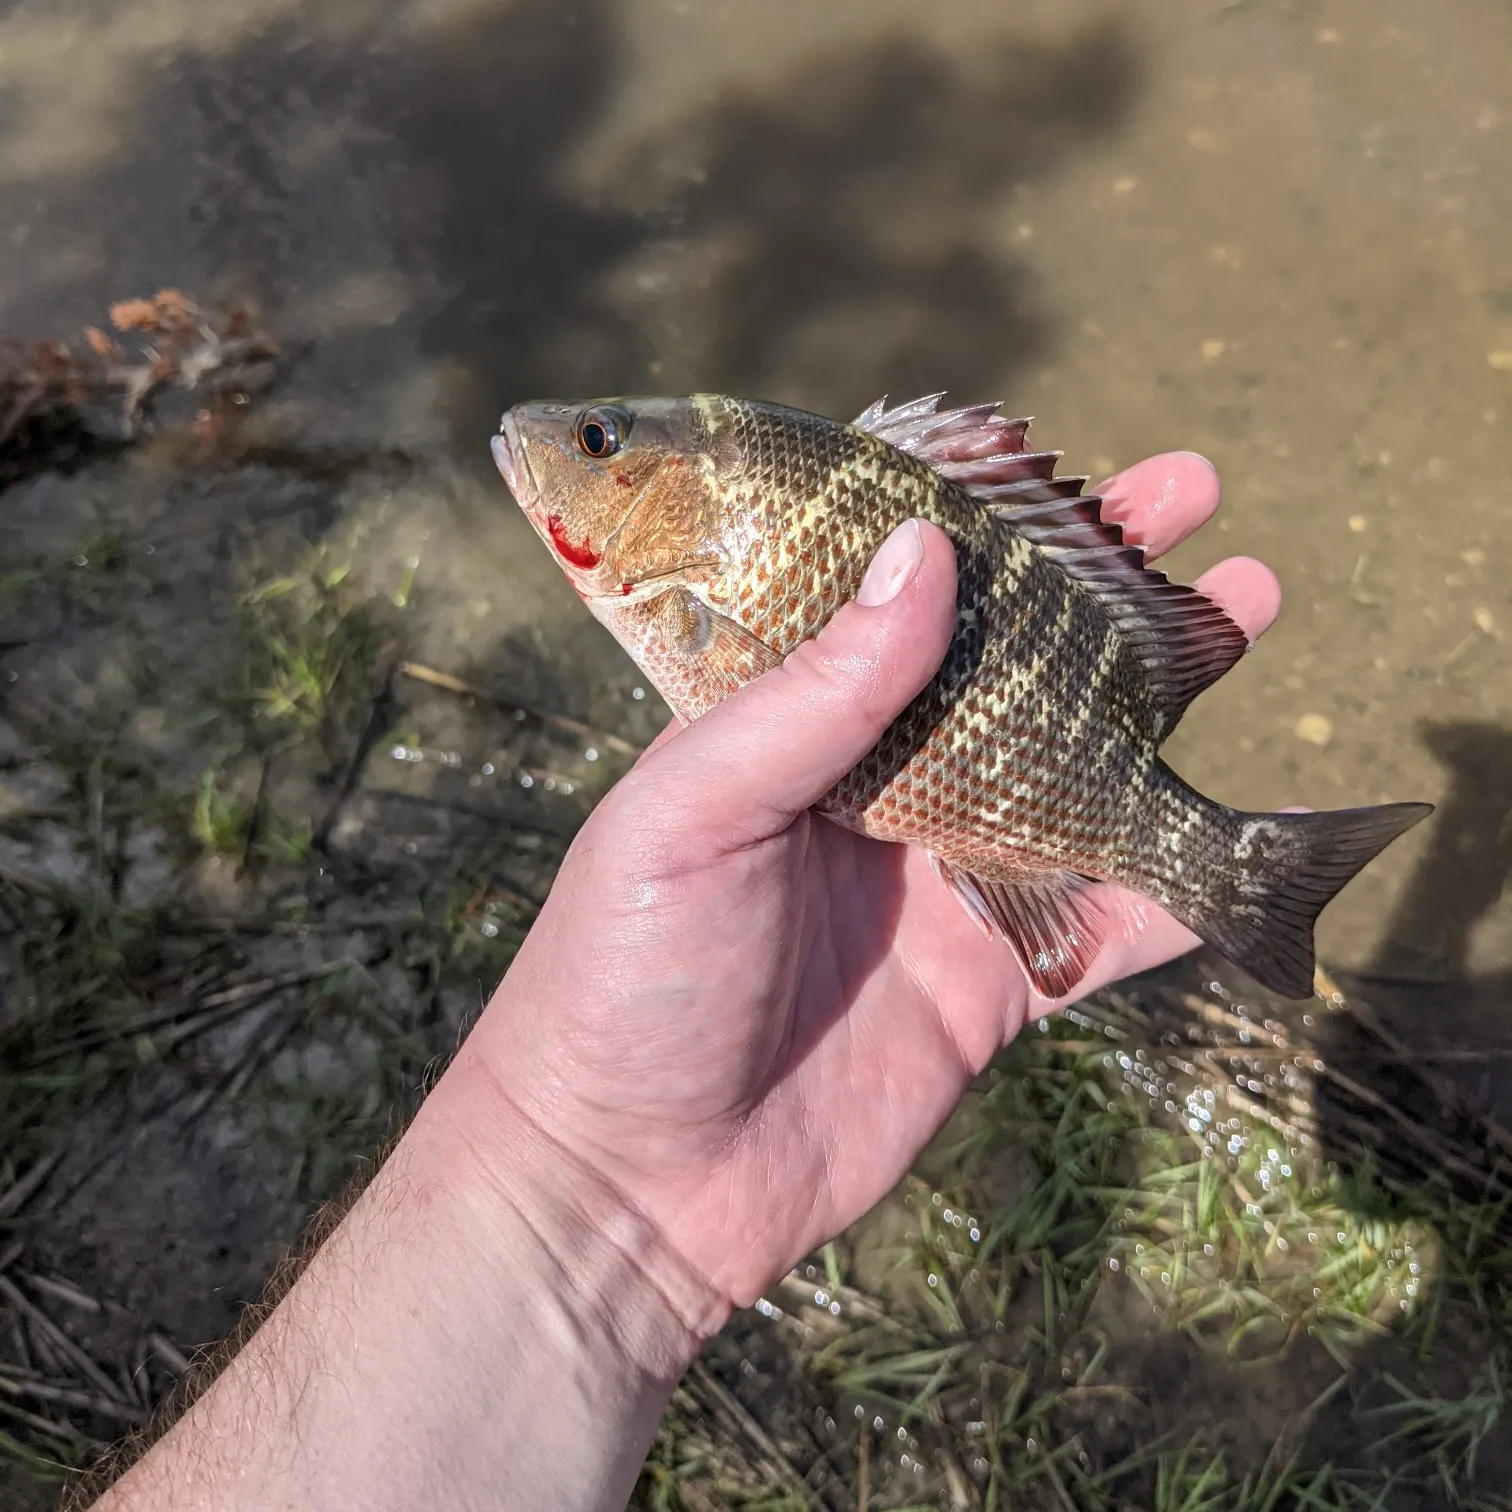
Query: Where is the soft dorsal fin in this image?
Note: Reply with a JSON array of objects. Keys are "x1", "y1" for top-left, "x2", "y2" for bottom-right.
[{"x1": 854, "y1": 394, "x2": 1250, "y2": 730}]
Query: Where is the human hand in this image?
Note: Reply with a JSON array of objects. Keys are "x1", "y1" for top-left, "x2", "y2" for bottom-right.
[{"x1": 450, "y1": 453, "x2": 1281, "y2": 1309}]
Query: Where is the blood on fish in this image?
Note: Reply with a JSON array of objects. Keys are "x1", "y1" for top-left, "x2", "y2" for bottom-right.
[
  {"x1": 616, "y1": 473, "x2": 632, "y2": 488},
  {"x1": 546, "y1": 514, "x2": 601, "y2": 570}
]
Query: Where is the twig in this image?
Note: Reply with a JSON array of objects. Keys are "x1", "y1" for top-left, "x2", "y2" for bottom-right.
[
  {"x1": 34, "y1": 957, "x2": 365, "y2": 1062},
  {"x1": 177, "y1": 1003, "x2": 301, "y2": 1124},
  {"x1": 367, "y1": 788, "x2": 574, "y2": 839},
  {"x1": 148, "y1": 1333, "x2": 191, "y2": 1375},
  {"x1": 857, "y1": 1418, "x2": 868, "y2": 1512},
  {"x1": 0, "y1": 1150, "x2": 64, "y2": 1220},
  {"x1": 687, "y1": 1360, "x2": 827, "y2": 1511},
  {"x1": 0, "y1": 1274, "x2": 129, "y2": 1407},
  {"x1": 0, "y1": 1394, "x2": 85, "y2": 1445},
  {"x1": 0, "y1": 1369, "x2": 145, "y2": 1425},
  {"x1": 1038, "y1": 1449, "x2": 1082, "y2": 1512},
  {"x1": 313, "y1": 648, "x2": 400, "y2": 853},
  {"x1": 1318, "y1": 965, "x2": 1512, "y2": 1160},
  {"x1": 22, "y1": 1273, "x2": 101, "y2": 1315},
  {"x1": 1259, "y1": 1372, "x2": 1350, "y2": 1487},
  {"x1": 397, "y1": 661, "x2": 642, "y2": 757}
]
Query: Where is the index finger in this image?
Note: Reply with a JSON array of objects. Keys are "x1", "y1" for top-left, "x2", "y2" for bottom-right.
[{"x1": 1094, "y1": 450, "x2": 1221, "y2": 562}]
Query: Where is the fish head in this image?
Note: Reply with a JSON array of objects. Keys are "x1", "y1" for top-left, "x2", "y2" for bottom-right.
[{"x1": 492, "y1": 397, "x2": 731, "y2": 603}]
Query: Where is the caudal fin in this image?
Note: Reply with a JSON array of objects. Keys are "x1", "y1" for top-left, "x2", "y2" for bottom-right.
[{"x1": 1188, "y1": 803, "x2": 1433, "y2": 999}]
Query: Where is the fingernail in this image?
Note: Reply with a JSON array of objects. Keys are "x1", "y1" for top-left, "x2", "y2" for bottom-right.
[{"x1": 857, "y1": 519, "x2": 923, "y2": 606}]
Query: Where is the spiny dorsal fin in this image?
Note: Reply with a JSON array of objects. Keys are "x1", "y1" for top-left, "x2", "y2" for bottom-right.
[{"x1": 854, "y1": 394, "x2": 1250, "y2": 729}]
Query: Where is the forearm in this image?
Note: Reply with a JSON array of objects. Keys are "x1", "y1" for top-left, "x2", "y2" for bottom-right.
[{"x1": 93, "y1": 1053, "x2": 728, "y2": 1512}]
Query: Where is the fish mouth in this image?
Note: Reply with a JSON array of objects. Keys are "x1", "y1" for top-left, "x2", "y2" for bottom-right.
[{"x1": 490, "y1": 412, "x2": 535, "y2": 506}]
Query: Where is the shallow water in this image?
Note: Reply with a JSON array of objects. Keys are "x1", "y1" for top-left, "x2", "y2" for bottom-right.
[
  {"x1": 6, "y1": 0, "x2": 1508, "y2": 982},
  {"x1": 1, "y1": 0, "x2": 1511, "y2": 1501}
]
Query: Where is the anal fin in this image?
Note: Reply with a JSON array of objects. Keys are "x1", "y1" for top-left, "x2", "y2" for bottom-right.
[{"x1": 932, "y1": 857, "x2": 1106, "y2": 1000}]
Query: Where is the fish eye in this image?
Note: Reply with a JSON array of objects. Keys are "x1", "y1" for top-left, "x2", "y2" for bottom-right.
[{"x1": 574, "y1": 405, "x2": 630, "y2": 459}]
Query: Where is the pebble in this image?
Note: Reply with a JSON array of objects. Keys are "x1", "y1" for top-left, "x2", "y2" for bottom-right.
[
  {"x1": 1474, "y1": 606, "x2": 1496, "y2": 635},
  {"x1": 1295, "y1": 713, "x2": 1333, "y2": 747},
  {"x1": 1488, "y1": 351, "x2": 1512, "y2": 371},
  {"x1": 1347, "y1": 514, "x2": 1367, "y2": 532},
  {"x1": 1201, "y1": 339, "x2": 1226, "y2": 361}
]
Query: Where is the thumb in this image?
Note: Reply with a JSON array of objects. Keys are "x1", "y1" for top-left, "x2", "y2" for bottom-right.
[{"x1": 652, "y1": 518, "x2": 959, "y2": 849}]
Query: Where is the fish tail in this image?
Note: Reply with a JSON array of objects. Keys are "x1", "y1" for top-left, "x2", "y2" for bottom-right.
[{"x1": 1159, "y1": 802, "x2": 1433, "y2": 998}]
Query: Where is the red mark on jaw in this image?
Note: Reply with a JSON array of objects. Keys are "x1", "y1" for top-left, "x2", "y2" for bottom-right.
[
  {"x1": 545, "y1": 513, "x2": 602, "y2": 570},
  {"x1": 615, "y1": 472, "x2": 632, "y2": 488}
]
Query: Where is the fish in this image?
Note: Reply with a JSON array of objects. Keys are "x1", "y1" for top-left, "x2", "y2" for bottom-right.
[{"x1": 489, "y1": 393, "x2": 1431, "y2": 1000}]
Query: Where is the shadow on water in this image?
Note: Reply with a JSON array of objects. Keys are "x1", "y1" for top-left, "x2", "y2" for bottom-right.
[
  {"x1": 376, "y1": 0, "x2": 1142, "y2": 448},
  {"x1": 1, "y1": 0, "x2": 1143, "y2": 469},
  {"x1": 1322, "y1": 720, "x2": 1512, "y2": 1126}
]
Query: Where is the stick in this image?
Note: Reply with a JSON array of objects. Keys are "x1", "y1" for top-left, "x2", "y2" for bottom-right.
[
  {"x1": 22, "y1": 1274, "x2": 100, "y2": 1315},
  {"x1": 857, "y1": 1418, "x2": 869, "y2": 1512},
  {"x1": 397, "y1": 661, "x2": 642, "y2": 757},
  {"x1": 0, "y1": 1369, "x2": 145, "y2": 1424},
  {"x1": 0, "y1": 1275, "x2": 129, "y2": 1407},
  {"x1": 149, "y1": 1332, "x2": 192, "y2": 1375},
  {"x1": 0, "y1": 1150, "x2": 63, "y2": 1220},
  {"x1": 35, "y1": 957, "x2": 364, "y2": 1061},
  {"x1": 0, "y1": 1394, "x2": 85, "y2": 1445},
  {"x1": 687, "y1": 1361, "x2": 827, "y2": 1511}
]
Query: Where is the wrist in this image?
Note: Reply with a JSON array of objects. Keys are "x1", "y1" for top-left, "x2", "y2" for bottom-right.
[
  {"x1": 98, "y1": 1031, "x2": 727, "y2": 1512},
  {"x1": 416, "y1": 1045, "x2": 731, "y2": 1379}
]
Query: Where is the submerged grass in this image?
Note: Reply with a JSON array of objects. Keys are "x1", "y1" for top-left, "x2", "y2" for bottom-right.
[
  {"x1": 5, "y1": 473, "x2": 1510, "y2": 1511},
  {"x1": 634, "y1": 1001, "x2": 1512, "y2": 1511}
]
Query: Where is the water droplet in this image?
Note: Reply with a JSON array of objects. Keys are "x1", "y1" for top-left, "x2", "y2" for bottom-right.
[
  {"x1": 631, "y1": 686, "x2": 647, "y2": 700},
  {"x1": 481, "y1": 763, "x2": 495, "y2": 776},
  {"x1": 520, "y1": 774, "x2": 534, "y2": 788},
  {"x1": 480, "y1": 920, "x2": 499, "y2": 938},
  {"x1": 584, "y1": 747, "x2": 599, "y2": 762}
]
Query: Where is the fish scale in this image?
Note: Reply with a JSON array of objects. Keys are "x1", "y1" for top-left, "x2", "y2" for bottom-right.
[
  {"x1": 492, "y1": 391, "x2": 1431, "y2": 1000},
  {"x1": 710, "y1": 399, "x2": 1149, "y2": 864}
]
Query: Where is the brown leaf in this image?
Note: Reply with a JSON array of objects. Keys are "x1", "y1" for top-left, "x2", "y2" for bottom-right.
[
  {"x1": 110, "y1": 299, "x2": 160, "y2": 332},
  {"x1": 151, "y1": 289, "x2": 197, "y2": 329},
  {"x1": 83, "y1": 326, "x2": 120, "y2": 360}
]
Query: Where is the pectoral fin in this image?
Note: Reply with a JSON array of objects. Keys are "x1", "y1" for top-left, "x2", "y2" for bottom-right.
[
  {"x1": 932, "y1": 856, "x2": 1106, "y2": 1000},
  {"x1": 598, "y1": 587, "x2": 782, "y2": 723}
]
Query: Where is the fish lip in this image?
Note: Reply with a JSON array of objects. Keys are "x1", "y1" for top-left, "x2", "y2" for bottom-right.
[{"x1": 490, "y1": 412, "x2": 534, "y2": 505}]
